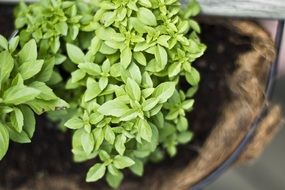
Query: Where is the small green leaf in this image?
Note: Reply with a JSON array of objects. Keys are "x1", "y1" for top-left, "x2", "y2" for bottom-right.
[
  {"x1": 155, "y1": 45, "x2": 168, "y2": 68},
  {"x1": 93, "y1": 128, "x2": 104, "y2": 150},
  {"x1": 137, "y1": 7, "x2": 157, "y2": 26},
  {"x1": 65, "y1": 116, "x2": 84, "y2": 129},
  {"x1": 11, "y1": 108, "x2": 24, "y2": 133},
  {"x1": 105, "y1": 126, "x2": 115, "y2": 144},
  {"x1": 142, "y1": 98, "x2": 159, "y2": 111},
  {"x1": 125, "y1": 78, "x2": 141, "y2": 101},
  {"x1": 8, "y1": 127, "x2": 31, "y2": 143},
  {"x1": 0, "y1": 123, "x2": 9, "y2": 160},
  {"x1": 78, "y1": 62, "x2": 101, "y2": 76},
  {"x1": 20, "y1": 105, "x2": 35, "y2": 138},
  {"x1": 168, "y1": 62, "x2": 181, "y2": 78},
  {"x1": 81, "y1": 131, "x2": 94, "y2": 154},
  {"x1": 18, "y1": 60, "x2": 44, "y2": 80},
  {"x1": 98, "y1": 99, "x2": 130, "y2": 117},
  {"x1": 0, "y1": 35, "x2": 8, "y2": 50},
  {"x1": 177, "y1": 131, "x2": 193, "y2": 144},
  {"x1": 0, "y1": 51, "x2": 14, "y2": 82},
  {"x1": 113, "y1": 155, "x2": 135, "y2": 169},
  {"x1": 138, "y1": 119, "x2": 152, "y2": 142},
  {"x1": 120, "y1": 46, "x2": 132, "y2": 69},
  {"x1": 182, "y1": 99, "x2": 195, "y2": 110},
  {"x1": 115, "y1": 134, "x2": 126, "y2": 155},
  {"x1": 185, "y1": 67, "x2": 200, "y2": 86},
  {"x1": 71, "y1": 70, "x2": 86, "y2": 83},
  {"x1": 130, "y1": 159, "x2": 144, "y2": 176},
  {"x1": 153, "y1": 82, "x2": 176, "y2": 103},
  {"x1": 106, "y1": 171, "x2": 123, "y2": 189},
  {"x1": 66, "y1": 43, "x2": 85, "y2": 64},
  {"x1": 133, "y1": 52, "x2": 146, "y2": 66},
  {"x1": 8, "y1": 36, "x2": 20, "y2": 52},
  {"x1": 18, "y1": 39, "x2": 37, "y2": 62},
  {"x1": 85, "y1": 78, "x2": 102, "y2": 102},
  {"x1": 3, "y1": 85, "x2": 40, "y2": 105},
  {"x1": 86, "y1": 163, "x2": 106, "y2": 182},
  {"x1": 99, "y1": 77, "x2": 108, "y2": 90}
]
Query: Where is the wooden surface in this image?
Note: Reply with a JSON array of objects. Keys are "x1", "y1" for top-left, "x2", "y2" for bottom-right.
[
  {"x1": 196, "y1": 0, "x2": 285, "y2": 19},
  {"x1": 0, "y1": 0, "x2": 285, "y2": 19}
]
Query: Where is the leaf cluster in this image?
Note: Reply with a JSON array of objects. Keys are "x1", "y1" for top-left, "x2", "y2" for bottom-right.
[
  {"x1": 11, "y1": 0, "x2": 206, "y2": 188},
  {"x1": 0, "y1": 35, "x2": 67, "y2": 160}
]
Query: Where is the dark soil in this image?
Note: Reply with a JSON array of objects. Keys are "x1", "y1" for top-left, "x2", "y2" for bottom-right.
[{"x1": 0, "y1": 5, "x2": 252, "y2": 190}]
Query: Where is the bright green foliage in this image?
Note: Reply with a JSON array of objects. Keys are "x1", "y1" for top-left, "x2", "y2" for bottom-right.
[
  {"x1": 13, "y1": 0, "x2": 206, "y2": 188},
  {"x1": 0, "y1": 35, "x2": 67, "y2": 160}
]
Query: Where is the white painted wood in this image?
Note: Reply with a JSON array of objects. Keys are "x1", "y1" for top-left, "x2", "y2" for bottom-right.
[
  {"x1": 196, "y1": 0, "x2": 285, "y2": 19},
  {"x1": 1, "y1": 0, "x2": 285, "y2": 19}
]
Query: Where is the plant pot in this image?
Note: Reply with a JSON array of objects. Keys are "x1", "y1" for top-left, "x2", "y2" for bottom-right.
[{"x1": 0, "y1": 5, "x2": 282, "y2": 190}]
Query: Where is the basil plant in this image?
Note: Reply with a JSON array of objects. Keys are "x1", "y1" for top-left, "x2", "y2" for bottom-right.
[
  {"x1": 10, "y1": 0, "x2": 206, "y2": 188},
  {"x1": 0, "y1": 34, "x2": 67, "y2": 160}
]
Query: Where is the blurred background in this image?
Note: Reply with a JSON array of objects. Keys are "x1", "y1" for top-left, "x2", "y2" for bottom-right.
[{"x1": 208, "y1": 21, "x2": 285, "y2": 190}]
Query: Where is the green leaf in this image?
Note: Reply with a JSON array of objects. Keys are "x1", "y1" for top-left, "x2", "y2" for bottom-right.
[
  {"x1": 0, "y1": 35, "x2": 8, "y2": 50},
  {"x1": 55, "y1": 21, "x2": 68, "y2": 35},
  {"x1": 137, "y1": 7, "x2": 157, "y2": 26},
  {"x1": 65, "y1": 116, "x2": 84, "y2": 129},
  {"x1": 155, "y1": 45, "x2": 168, "y2": 68},
  {"x1": 113, "y1": 155, "x2": 135, "y2": 169},
  {"x1": 106, "y1": 171, "x2": 123, "y2": 189},
  {"x1": 66, "y1": 43, "x2": 85, "y2": 64},
  {"x1": 20, "y1": 105, "x2": 35, "y2": 138},
  {"x1": 133, "y1": 52, "x2": 146, "y2": 66},
  {"x1": 85, "y1": 78, "x2": 102, "y2": 102},
  {"x1": 99, "y1": 150, "x2": 110, "y2": 161},
  {"x1": 18, "y1": 60, "x2": 44, "y2": 80},
  {"x1": 130, "y1": 159, "x2": 144, "y2": 176},
  {"x1": 105, "y1": 126, "x2": 115, "y2": 144},
  {"x1": 182, "y1": 99, "x2": 195, "y2": 110},
  {"x1": 8, "y1": 127, "x2": 31, "y2": 143},
  {"x1": 71, "y1": 70, "x2": 86, "y2": 83},
  {"x1": 29, "y1": 82, "x2": 58, "y2": 101},
  {"x1": 138, "y1": 0, "x2": 152, "y2": 8},
  {"x1": 138, "y1": 119, "x2": 152, "y2": 142},
  {"x1": 3, "y1": 85, "x2": 40, "y2": 105},
  {"x1": 98, "y1": 99, "x2": 130, "y2": 117},
  {"x1": 8, "y1": 36, "x2": 19, "y2": 52},
  {"x1": 0, "y1": 51, "x2": 14, "y2": 82},
  {"x1": 153, "y1": 82, "x2": 176, "y2": 103},
  {"x1": 78, "y1": 62, "x2": 101, "y2": 76},
  {"x1": 128, "y1": 63, "x2": 142, "y2": 84},
  {"x1": 142, "y1": 98, "x2": 159, "y2": 111},
  {"x1": 115, "y1": 134, "x2": 126, "y2": 155},
  {"x1": 86, "y1": 163, "x2": 106, "y2": 182},
  {"x1": 177, "y1": 131, "x2": 193, "y2": 144},
  {"x1": 93, "y1": 128, "x2": 104, "y2": 150},
  {"x1": 99, "y1": 77, "x2": 108, "y2": 90},
  {"x1": 90, "y1": 112, "x2": 104, "y2": 125},
  {"x1": 108, "y1": 164, "x2": 120, "y2": 176},
  {"x1": 120, "y1": 46, "x2": 132, "y2": 69},
  {"x1": 11, "y1": 108, "x2": 24, "y2": 133},
  {"x1": 18, "y1": 39, "x2": 37, "y2": 63},
  {"x1": 0, "y1": 123, "x2": 9, "y2": 160},
  {"x1": 125, "y1": 78, "x2": 141, "y2": 101},
  {"x1": 168, "y1": 62, "x2": 181, "y2": 78},
  {"x1": 157, "y1": 35, "x2": 171, "y2": 48},
  {"x1": 81, "y1": 130, "x2": 94, "y2": 154},
  {"x1": 185, "y1": 67, "x2": 200, "y2": 86}
]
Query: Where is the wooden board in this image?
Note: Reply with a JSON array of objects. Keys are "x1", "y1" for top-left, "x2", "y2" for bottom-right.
[
  {"x1": 1, "y1": 0, "x2": 285, "y2": 19},
  {"x1": 196, "y1": 0, "x2": 285, "y2": 19}
]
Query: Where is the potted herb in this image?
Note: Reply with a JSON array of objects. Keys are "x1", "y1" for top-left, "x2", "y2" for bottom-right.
[{"x1": 0, "y1": 0, "x2": 282, "y2": 189}]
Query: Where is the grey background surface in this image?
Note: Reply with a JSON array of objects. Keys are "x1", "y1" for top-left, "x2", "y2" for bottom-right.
[{"x1": 207, "y1": 76, "x2": 285, "y2": 190}]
